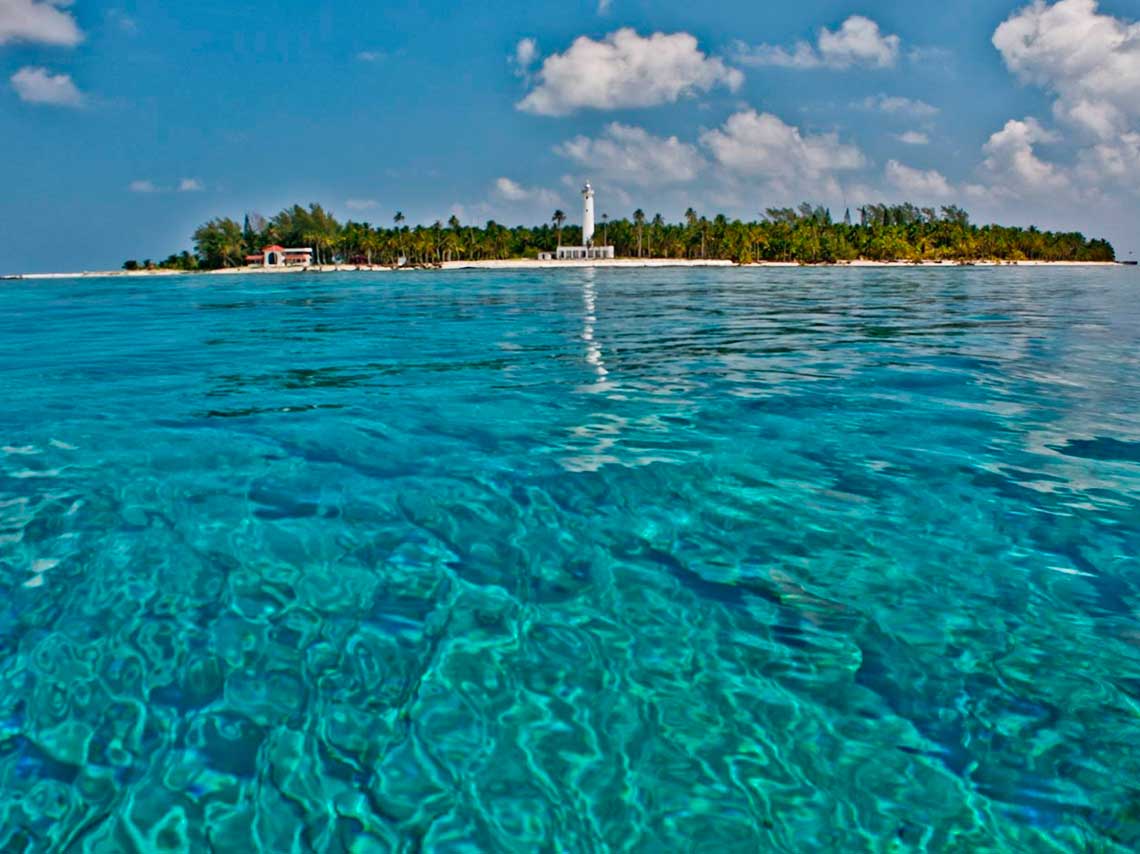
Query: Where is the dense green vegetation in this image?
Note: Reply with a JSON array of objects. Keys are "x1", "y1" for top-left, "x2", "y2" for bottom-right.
[{"x1": 127, "y1": 201, "x2": 1115, "y2": 270}]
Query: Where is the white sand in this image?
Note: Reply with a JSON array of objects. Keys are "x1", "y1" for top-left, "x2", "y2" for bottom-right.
[{"x1": 5, "y1": 258, "x2": 1124, "y2": 280}]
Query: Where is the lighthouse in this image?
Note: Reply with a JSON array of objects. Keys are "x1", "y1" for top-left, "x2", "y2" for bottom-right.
[
  {"x1": 537, "y1": 180, "x2": 615, "y2": 261},
  {"x1": 582, "y1": 182, "x2": 596, "y2": 247}
]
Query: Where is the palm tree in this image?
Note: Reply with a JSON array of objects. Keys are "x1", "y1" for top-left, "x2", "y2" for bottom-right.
[
  {"x1": 432, "y1": 220, "x2": 444, "y2": 262},
  {"x1": 552, "y1": 210, "x2": 566, "y2": 248},
  {"x1": 314, "y1": 203, "x2": 341, "y2": 264},
  {"x1": 634, "y1": 209, "x2": 646, "y2": 258},
  {"x1": 446, "y1": 214, "x2": 464, "y2": 261},
  {"x1": 393, "y1": 211, "x2": 406, "y2": 265},
  {"x1": 446, "y1": 215, "x2": 462, "y2": 261},
  {"x1": 193, "y1": 217, "x2": 246, "y2": 268},
  {"x1": 651, "y1": 213, "x2": 664, "y2": 258},
  {"x1": 684, "y1": 208, "x2": 699, "y2": 258},
  {"x1": 364, "y1": 227, "x2": 382, "y2": 265}
]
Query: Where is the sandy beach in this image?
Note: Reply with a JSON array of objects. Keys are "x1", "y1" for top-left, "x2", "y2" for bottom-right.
[{"x1": 3, "y1": 258, "x2": 1127, "y2": 280}]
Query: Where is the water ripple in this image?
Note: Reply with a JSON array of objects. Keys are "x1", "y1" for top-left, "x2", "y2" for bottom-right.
[{"x1": 0, "y1": 267, "x2": 1138, "y2": 850}]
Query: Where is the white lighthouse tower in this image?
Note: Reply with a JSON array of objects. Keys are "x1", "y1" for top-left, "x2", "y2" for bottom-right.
[
  {"x1": 538, "y1": 180, "x2": 615, "y2": 261},
  {"x1": 582, "y1": 181, "x2": 596, "y2": 247}
]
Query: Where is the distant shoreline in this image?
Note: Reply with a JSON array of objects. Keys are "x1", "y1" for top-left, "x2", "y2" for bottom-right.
[{"x1": 3, "y1": 258, "x2": 1130, "y2": 280}]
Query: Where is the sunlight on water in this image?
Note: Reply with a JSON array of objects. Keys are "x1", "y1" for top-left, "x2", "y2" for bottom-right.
[{"x1": 0, "y1": 267, "x2": 1138, "y2": 851}]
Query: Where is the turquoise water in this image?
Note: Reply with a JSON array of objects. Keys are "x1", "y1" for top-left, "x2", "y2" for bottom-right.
[{"x1": 1, "y1": 267, "x2": 1138, "y2": 851}]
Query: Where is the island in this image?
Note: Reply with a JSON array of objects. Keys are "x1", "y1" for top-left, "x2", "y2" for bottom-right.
[{"x1": 142, "y1": 199, "x2": 1117, "y2": 272}]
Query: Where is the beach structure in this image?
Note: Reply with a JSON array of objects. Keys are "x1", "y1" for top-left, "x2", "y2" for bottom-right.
[
  {"x1": 245, "y1": 245, "x2": 314, "y2": 268},
  {"x1": 539, "y1": 182, "x2": 615, "y2": 261}
]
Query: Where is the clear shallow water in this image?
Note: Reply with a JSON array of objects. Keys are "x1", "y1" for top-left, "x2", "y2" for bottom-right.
[{"x1": 0, "y1": 267, "x2": 1138, "y2": 851}]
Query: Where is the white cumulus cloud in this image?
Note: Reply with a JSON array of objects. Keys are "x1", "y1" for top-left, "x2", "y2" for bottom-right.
[
  {"x1": 517, "y1": 29, "x2": 742, "y2": 116},
  {"x1": 994, "y1": 0, "x2": 1140, "y2": 140},
  {"x1": 700, "y1": 110, "x2": 864, "y2": 181},
  {"x1": 178, "y1": 178, "x2": 204, "y2": 192},
  {"x1": 991, "y1": 0, "x2": 1140, "y2": 192},
  {"x1": 10, "y1": 66, "x2": 82, "y2": 106},
  {"x1": 737, "y1": 16, "x2": 900, "y2": 70},
  {"x1": 0, "y1": 0, "x2": 82, "y2": 46},
  {"x1": 885, "y1": 160, "x2": 952, "y2": 197},
  {"x1": 898, "y1": 131, "x2": 930, "y2": 145},
  {"x1": 1078, "y1": 133, "x2": 1140, "y2": 183},
  {"x1": 555, "y1": 123, "x2": 705, "y2": 187},
  {"x1": 128, "y1": 180, "x2": 159, "y2": 193},
  {"x1": 980, "y1": 117, "x2": 1070, "y2": 195}
]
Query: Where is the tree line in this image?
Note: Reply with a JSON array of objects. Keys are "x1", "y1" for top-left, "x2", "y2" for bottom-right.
[{"x1": 124, "y1": 201, "x2": 1115, "y2": 270}]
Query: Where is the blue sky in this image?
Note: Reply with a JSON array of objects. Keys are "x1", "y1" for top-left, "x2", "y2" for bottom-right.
[{"x1": 2, "y1": 0, "x2": 1138, "y2": 272}]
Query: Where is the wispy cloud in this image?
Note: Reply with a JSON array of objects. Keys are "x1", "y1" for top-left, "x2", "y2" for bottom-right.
[
  {"x1": 345, "y1": 198, "x2": 380, "y2": 211},
  {"x1": 513, "y1": 37, "x2": 538, "y2": 78},
  {"x1": 494, "y1": 177, "x2": 560, "y2": 206},
  {"x1": 736, "y1": 16, "x2": 900, "y2": 70},
  {"x1": 856, "y1": 94, "x2": 939, "y2": 118},
  {"x1": 897, "y1": 131, "x2": 930, "y2": 145},
  {"x1": 129, "y1": 180, "x2": 159, "y2": 194},
  {"x1": 178, "y1": 178, "x2": 204, "y2": 192},
  {"x1": 107, "y1": 9, "x2": 138, "y2": 35},
  {"x1": 907, "y1": 45, "x2": 953, "y2": 66}
]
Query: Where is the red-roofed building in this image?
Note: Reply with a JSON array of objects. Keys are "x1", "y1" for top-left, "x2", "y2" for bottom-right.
[{"x1": 245, "y1": 245, "x2": 314, "y2": 268}]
